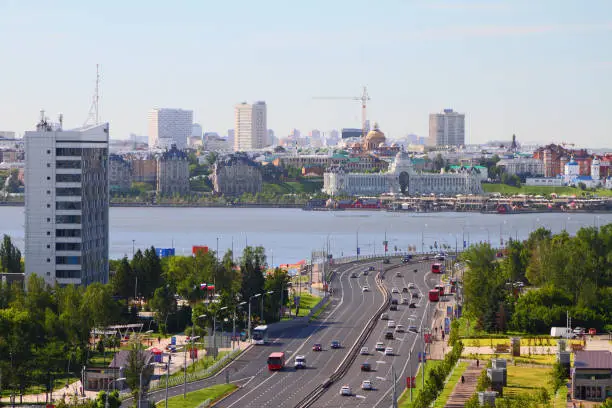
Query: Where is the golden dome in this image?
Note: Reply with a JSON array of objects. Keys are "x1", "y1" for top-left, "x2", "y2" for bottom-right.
[{"x1": 363, "y1": 122, "x2": 386, "y2": 150}]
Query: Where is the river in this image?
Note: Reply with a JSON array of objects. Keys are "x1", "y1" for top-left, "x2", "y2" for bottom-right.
[{"x1": 1, "y1": 206, "x2": 611, "y2": 266}]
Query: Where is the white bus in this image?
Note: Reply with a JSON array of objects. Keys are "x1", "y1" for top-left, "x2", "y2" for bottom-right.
[{"x1": 252, "y1": 325, "x2": 269, "y2": 345}]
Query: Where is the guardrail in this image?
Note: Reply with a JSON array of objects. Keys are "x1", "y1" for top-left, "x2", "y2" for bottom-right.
[{"x1": 295, "y1": 262, "x2": 404, "y2": 407}]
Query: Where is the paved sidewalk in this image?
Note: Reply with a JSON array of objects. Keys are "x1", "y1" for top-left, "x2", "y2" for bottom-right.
[
  {"x1": 428, "y1": 297, "x2": 454, "y2": 360},
  {"x1": 444, "y1": 360, "x2": 482, "y2": 408}
]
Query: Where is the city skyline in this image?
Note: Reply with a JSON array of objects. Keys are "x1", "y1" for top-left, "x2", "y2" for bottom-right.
[{"x1": 1, "y1": 0, "x2": 611, "y2": 147}]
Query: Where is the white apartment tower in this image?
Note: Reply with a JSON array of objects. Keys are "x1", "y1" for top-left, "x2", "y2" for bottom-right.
[
  {"x1": 25, "y1": 117, "x2": 109, "y2": 286},
  {"x1": 234, "y1": 101, "x2": 267, "y2": 151},
  {"x1": 428, "y1": 109, "x2": 465, "y2": 147},
  {"x1": 148, "y1": 108, "x2": 193, "y2": 150}
]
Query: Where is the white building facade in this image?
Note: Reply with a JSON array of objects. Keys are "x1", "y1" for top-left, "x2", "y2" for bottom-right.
[
  {"x1": 148, "y1": 108, "x2": 193, "y2": 150},
  {"x1": 25, "y1": 120, "x2": 109, "y2": 286},
  {"x1": 497, "y1": 157, "x2": 545, "y2": 176},
  {"x1": 428, "y1": 109, "x2": 465, "y2": 147},
  {"x1": 323, "y1": 152, "x2": 483, "y2": 196},
  {"x1": 234, "y1": 101, "x2": 267, "y2": 151}
]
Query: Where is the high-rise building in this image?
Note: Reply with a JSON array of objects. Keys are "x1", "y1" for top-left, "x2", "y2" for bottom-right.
[
  {"x1": 25, "y1": 117, "x2": 109, "y2": 286},
  {"x1": 234, "y1": 101, "x2": 267, "y2": 151},
  {"x1": 192, "y1": 123, "x2": 203, "y2": 138},
  {"x1": 148, "y1": 108, "x2": 193, "y2": 150},
  {"x1": 428, "y1": 109, "x2": 465, "y2": 147}
]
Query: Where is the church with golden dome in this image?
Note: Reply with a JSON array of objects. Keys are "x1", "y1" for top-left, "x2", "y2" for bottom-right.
[{"x1": 345, "y1": 122, "x2": 401, "y2": 157}]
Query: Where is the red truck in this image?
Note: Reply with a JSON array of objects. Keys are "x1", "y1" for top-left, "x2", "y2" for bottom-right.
[{"x1": 428, "y1": 289, "x2": 440, "y2": 302}]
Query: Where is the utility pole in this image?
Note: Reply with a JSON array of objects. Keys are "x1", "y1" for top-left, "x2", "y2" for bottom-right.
[
  {"x1": 356, "y1": 228, "x2": 360, "y2": 261},
  {"x1": 392, "y1": 365, "x2": 398, "y2": 408},
  {"x1": 165, "y1": 355, "x2": 171, "y2": 408}
]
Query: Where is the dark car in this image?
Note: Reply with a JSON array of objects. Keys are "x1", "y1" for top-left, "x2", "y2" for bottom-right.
[
  {"x1": 391, "y1": 299, "x2": 399, "y2": 305},
  {"x1": 409, "y1": 302, "x2": 417, "y2": 308},
  {"x1": 313, "y1": 343, "x2": 322, "y2": 351},
  {"x1": 369, "y1": 266, "x2": 375, "y2": 271},
  {"x1": 383, "y1": 258, "x2": 390, "y2": 264},
  {"x1": 361, "y1": 362, "x2": 372, "y2": 371},
  {"x1": 402, "y1": 287, "x2": 409, "y2": 293},
  {"x1": 385, "y1": 331, "x2": 394, "y2": 340},
  {"x1": 412, "y1": 292, "x2": 419, "y2": 299},
  {"x1": 351, "y1": 273, "x2": 358, "y2": 278},
  {"x1": 363, "y1": 270, "x2": 369, "y2": 276},
  {"x1": 389, "y1": 304, "x2": 398, "y2": 311},
  {"x1": 331, "y1": 340, "x2": 341, "y2": 349}
]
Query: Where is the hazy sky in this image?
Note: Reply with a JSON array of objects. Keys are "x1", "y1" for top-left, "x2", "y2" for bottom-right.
[{"x1": 1, "y1": 0, "x2": 611, "y2": 147}]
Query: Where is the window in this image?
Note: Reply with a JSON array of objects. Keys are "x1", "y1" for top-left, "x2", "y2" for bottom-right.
[
  {"x1": 56, "y1": 173, "x2": 82, "y2": 183},
  {"x1": 47, "y1": 176, "x2": 51, "y2": 180},
  {"x1": 47, "y1": 190, "x2": 51, "y2": 195},
  {"x1": 56, "y1": 215, "x2": 81, "y2": 224},
  {"x1": 56, "y1": 188, "x2": 81, "y2": 196},
  {"x1": 56, "y1": 148, "x2": 82, "y2": 156},
  {"x1": 56, "y1": 229, "x2": 81, "y2": 238},
  {"x1": 47, "y1": 218, "x2": 50, "y2": 222},
  {"x1": 56, "y1": 201, "x2": 81, "y2": 210},
  {"x1": 47, "y1": 204, "x2": 51, "y2": 208},
  {"x1": 56, "y1": 242, "x2": 81, "y2": 251},
  {"x1": 46, "y1": 244, "x2": 50, "y2": 249},
  {"x1": 47, "y1": 258, "x2": 50, "y2": 263},
  {"x1": 56, "y1": 160, "x2": 81, "y2": 169},
  {"x1": 47, "y1": 231, "x2": 51, "y2": 236},
  {"x1": 47, "y1": 163, "x2": 51, "y2": 167},
  {"x1": 56, "y1": 270, "x2": 80, "y2": 279},
  {"x1": 56, "y1": 256, "x2": 81, "y2": 265}
]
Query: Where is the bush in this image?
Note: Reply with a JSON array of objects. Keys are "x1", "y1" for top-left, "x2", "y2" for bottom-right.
[
  {"x1": 411, "y1": 341, "x2": 464, "y2": 407},
  {"x1": 551, "y1": 361, "x2": 569, "y2": 391}
]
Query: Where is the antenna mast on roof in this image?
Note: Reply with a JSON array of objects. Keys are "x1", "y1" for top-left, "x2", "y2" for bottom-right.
[{"x1": 83, "y1": 64, "x2": 100, "y2": 127}]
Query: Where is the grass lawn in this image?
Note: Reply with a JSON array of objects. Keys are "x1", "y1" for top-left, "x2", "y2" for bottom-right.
[
  {"x1": 295, "y1": 292, "x2": 322, "y2": 317},
  {"x1": 554, "y1": 385, "x2": 568, "y2": 406},
  {"x1": 482, "y1": 183, "x2": 612, "y2": 197},
  {"x1": 432, "y1": 361, "x2": 469, "y2": 408},
  {"x1": 156, "y1": 383, "x2": 237, "y2": 408},
  {"x1": 461, "y1": 353, "x2": 572, "y2": 366},
  {"x1": 398, "y1": 360, "x2": 444, "y2": 408},
  {"x1": 462, "y1": 337, "x2": 567, "y2": 348},
  {"x1": 503, "y1": 365, "x2": 554, "y2": 399}
]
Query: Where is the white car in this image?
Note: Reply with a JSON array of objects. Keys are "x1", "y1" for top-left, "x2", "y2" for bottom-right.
[
  {"x1": 395, "y1": 324, "x2": 405, "y2": 333},
  {"x1": 408, "y1": 283, "x2": 416, "y2": 289},
  {"x1": 360, "y1": 346, "x2": 369, "y2": 355},
  {"x1": 362, "y1": 286, "x2": 370, "y2": 292},
  {"x1": 387, "y1": 320, "x2": 396, "y2": 328},
  {"x1": 361, "y1": 380, "x2": 373, "y2": 390},
  {"x1": 391, "y1": 287, "x2": 399, "y2": 294},
  {"x1": 294, "y1": 355, "x2": 306, "y2": 369},
  {"x1": 385, "y1": 347, "x2": 394, "y2": 356},
  {"x1": 340, "y1": 385, "x2": 352, "y2": 396},
  {"x1": 375, "y1": 342, "x2": 385, "y2": 351}
]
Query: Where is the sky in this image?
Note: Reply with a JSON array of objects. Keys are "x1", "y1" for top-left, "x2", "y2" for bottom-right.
[{"x1": 0, "y1": 0, "x2": 611, "y2": 147}]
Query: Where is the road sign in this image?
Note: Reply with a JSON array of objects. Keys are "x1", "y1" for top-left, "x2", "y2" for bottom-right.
[{"x1": 406, "y1": 376, "x2": 416, "y2": 388}]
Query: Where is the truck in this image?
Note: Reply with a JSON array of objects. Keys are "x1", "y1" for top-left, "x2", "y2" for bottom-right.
[{"x1": 550, "y1": 327, "x2": 573, "y2": 338}]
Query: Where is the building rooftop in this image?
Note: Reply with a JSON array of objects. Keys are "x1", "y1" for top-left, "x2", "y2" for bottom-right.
[{"x1": 574, "y1": 350, "x2": 612, "y2": 370}]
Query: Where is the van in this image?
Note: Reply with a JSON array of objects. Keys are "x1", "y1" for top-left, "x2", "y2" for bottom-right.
[{"x1": 550, "y1": 327, "x2": 573, "y2": 338}]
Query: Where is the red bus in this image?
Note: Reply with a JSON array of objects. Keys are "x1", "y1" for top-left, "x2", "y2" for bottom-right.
[
  {"x1": 431, "y1": 263, "x2": 443, "y2": 274},
  {"x1": 267, "y1": 352, "x2": 285, "y2": 371},
  {"x1": 428, "y1": 289, "x2": 440, "y2": 302}
]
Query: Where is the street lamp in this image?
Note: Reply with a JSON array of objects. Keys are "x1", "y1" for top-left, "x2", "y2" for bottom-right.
[
  {"x1": 356, "y1": 226, "x2": 360, "y2": 261},
  {"x1": 233, "y1": 301, "x2": 247, "y2": 349},
  {"x1": 138, "y1": 363, "x2": 154, "y2": 408},
  {"x1": 261, "y1": 291, "x2": 274, "y2": 324},
  {"x1": 105, "y1": 377, "x2": 126, "y2": 408},
  {"x1": 182, "y1": 335, "x2": 199, "y2": 398},
  {"x1": 248, "y1": 294, "x2": 261, "y2": 342},
  {"x1": 217, "y1": 307, "x2": 229, "y2": 351}
]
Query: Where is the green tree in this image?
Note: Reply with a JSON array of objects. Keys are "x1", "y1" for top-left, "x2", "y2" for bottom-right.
[
  {"x1": 264, "y1": 268, "x2": 291, "y2": 322},
  {"x1": 0, "y1": 234, "x2": 22, "y2": 273},
  {"x1": 240, "y1": 246, "x2": 266, "y2": 309},
  {"x1": 124, "y1": 341, "x2": 152, "y2": 403},
  {"x1": 81, "y1": 283, "x2": 120, "y2": 329},
  {"x1": 111, "y1": 257, "x2": 135, "y2": 298},
  {"x1": 150, "y1": 285, "x2": 176, "y2": 333}
]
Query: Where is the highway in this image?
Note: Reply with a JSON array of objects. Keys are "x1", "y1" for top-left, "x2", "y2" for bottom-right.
[
  {"x1": 122, "y1": 258, "x2": 391, "y2": 408},
  {"x1": 310, "y1": 259, "x2": 441, "y2": 408},
  {"x1": 218, "y1": 259, "x2": 388, "y2": 407}
]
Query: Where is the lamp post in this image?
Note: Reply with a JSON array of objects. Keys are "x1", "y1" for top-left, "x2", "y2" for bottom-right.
[
  {"x1": 216, "y1": 307, "x2": 229, "y2": 351},
  {"x1": 183, "y1": 335, "x2": 199, "y2": 398},
  {"x1": 233, "y1": 302, "x2": 246, "y2": 349},
  {"x1": 356, "y1": 227, "x2": 360, "y2": 261},
  {"x1": 138, "y1": 363, "x2": 154, "y2": 408},
  {"x1": 105, "y1": 377, "x2": 126, "y2": 408},
  {"x1": 248, "y1": 294, "x2": 261, "y2": 342},
  {"x1": 261, "y1": 291, "x2": 274, "y2": 324}
]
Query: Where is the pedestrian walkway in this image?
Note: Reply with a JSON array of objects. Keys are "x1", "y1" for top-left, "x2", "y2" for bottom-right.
[
  {"x1": 444, "y1": 360, "x2": 482, "y2": 408},
  {"x1": 428, "y1": 297, "x2": 454, "y2": 360}
]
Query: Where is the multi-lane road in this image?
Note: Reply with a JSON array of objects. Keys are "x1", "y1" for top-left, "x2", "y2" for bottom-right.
[
  {"x1": 121, "y1": 256, "x2": 441, "y2": 408},
  {"x1": 311, "y1": 259, "x2": 440, "y2": 408},
  {"x1": 219, "y1": 259, "x2": 386, "y2": 407}
]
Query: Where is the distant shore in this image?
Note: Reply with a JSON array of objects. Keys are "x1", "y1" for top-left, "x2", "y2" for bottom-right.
[{"x1": 2, "y1": 200, "x2": 611, "y2": 214}]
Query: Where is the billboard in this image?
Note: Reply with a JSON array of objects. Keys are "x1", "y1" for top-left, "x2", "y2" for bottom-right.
[
  {"x1": 341, "y1": 128, "x2": 363, "y2": 139},
  {"x1": 192, "y1": 246, "x2": 209, "y2": 255},
  {"x1": 157, "y1": 248, "x2": 175, "y2": 258}
]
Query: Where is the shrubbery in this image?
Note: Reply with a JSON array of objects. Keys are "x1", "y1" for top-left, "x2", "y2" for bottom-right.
[{"x1": 411, "y1": 341, "x2": 464, "y2": 408}]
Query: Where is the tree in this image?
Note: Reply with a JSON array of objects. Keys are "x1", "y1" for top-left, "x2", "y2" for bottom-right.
[
  {"x1": 239, "y1": 246, "x2": 266, "y2": 305},
  {"x1": 6, "y1": 169, "x2": 21, "y2": 193},
  {"x1": 81, "y1": 283, "x2": 120, "y2": 329},
  {"x1": 150, "y1": 285, "x2": 176, "y2": 333},
  {"x1": 111, "y1": 257, "x2": 134, "y2": 299},
  {"x1": 264, "y1": 268, "x2": 291, "y2": 322},
  {"x1": 124, "y1": 341, "x2": 152, "y2": 403},
  {"x1": 0, "y1": 234, "x2": 22, "y2": 274}
]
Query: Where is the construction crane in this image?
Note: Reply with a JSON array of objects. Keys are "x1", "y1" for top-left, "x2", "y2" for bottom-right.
[{"x1": 313, "y1": 86, "x2": 370, "y2": 137}]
